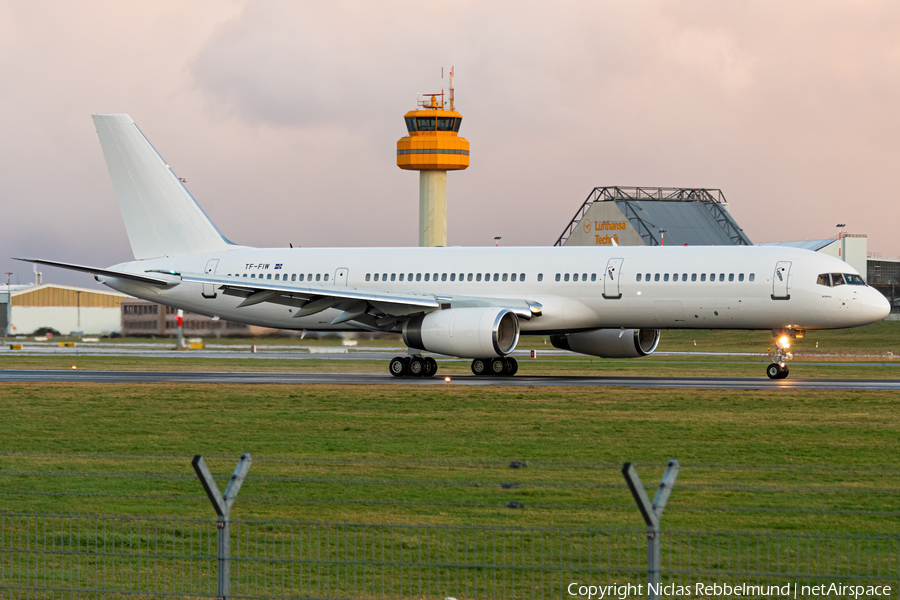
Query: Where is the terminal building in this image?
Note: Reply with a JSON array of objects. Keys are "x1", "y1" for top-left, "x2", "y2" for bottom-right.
[{"x1": 120, "y1": 299, "x2": 281, "y2": 337}]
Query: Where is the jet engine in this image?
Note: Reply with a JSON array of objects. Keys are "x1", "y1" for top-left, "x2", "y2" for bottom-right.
[
  {"x1": 403, "y1": 307, "x2": 520, "y2": 358},
  {"x1": 550, "y1": 328, "x2": 660, "y2": 358}
]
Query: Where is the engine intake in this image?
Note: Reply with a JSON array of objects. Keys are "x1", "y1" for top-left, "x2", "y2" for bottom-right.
[
  {"x1": 550, "y1": 328, "x2": 660, "y2": 358},
  {"x1": 403, "y1": 307, "x2": 520, "y2": 358}
]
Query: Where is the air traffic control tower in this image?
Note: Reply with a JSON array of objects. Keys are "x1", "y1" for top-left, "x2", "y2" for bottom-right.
[{"x1": 397, "y1": 70, "x2": 469, "y2": 247}]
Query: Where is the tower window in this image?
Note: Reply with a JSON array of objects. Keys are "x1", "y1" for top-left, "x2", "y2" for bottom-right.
[
  {"x1": 404, "y1": 117, "x2": 417, "y2": 132},
  {"x1": 415, "y1": 117, "x2": 435, "y2": 130}
]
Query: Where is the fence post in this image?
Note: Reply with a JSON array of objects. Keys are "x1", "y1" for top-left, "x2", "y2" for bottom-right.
[
  {"x1": 622, "y1": 459, "x2": 679, "y2": 600},
  {"x1": 193, "y1": 453, "x2": 252, "y2": 600}
]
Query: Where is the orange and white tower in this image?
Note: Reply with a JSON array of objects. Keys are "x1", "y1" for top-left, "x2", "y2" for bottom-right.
[{"x1": 397, "y1": 68, "x2": 469, "y2": 247}]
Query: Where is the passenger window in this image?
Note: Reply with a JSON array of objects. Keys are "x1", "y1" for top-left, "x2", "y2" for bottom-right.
[
  {"x1": 399, "y1": 273, "x2": 405, "y2": 281},
  {"x1": 251, "y1": 274, "x2": 256, "y2": 278},
  {"x1": 434, "y1": 273, "x2": 439, "y2": 281},
  {"x1": 728, "y1": 274, "x2": 734, "y2": 282},
  {"x1": 680, "y1": 274, "x2": 686, "y2": 282},
  {"x1": 664, "y1": 274, "x2": 669, "y2": 282},
  {"x1": 573, "y1": 273, "x2": 579, "y2": 282},
  {"x1": 555, "y1": 274, "x2": 561, "y2": 281},
  {"x1": 242, "y1": 274, "x2": 247, "y2": 277},
  {"x1": 450, "y1": 273, "x2": 456, "y2": 281},
  {"x1": 274, "y1": 274, "x2": 280, "y2": 281},
  {"x1": 564, "y1": 274, "x2": 570, "y2": 282},
  {"x1": 266, "y1": 274, "x2": 271, "y2": 280},
  {"x1": 520, "y1": 273, "x2": 526, "y2": 281},
  {"x1": 391, "y1": 274, "x2": 396, "y2": 281},
  {"x1": 502, "y1": 273, "x2": 508, "y2": 282},
  {"x1": 492, "y1": 273, "x2": 499, "y2": 282},
  {"x1": 718, "y1": 274, "x2": 724, "y2": 282},
  {"x1": 701, "y1": 274, "x2": 706, "y2": 281},
  {"x1": 366, "y1": 274, "x2": 371, "y2": 281},
  {"x1": 691, "y1": 274, "x2": 697, "y2": 281},
  {"x1": 374, "y1": 273, "x2": 379, "y2": 281},
  {"x1": 583, "y1": 273, "x2": 587, "y2": 281},
  {"x1": 416, "y1": 273, "x2": 422, "y2": 281},
  {"x1": 408, "y1": 273, "x2": 413, "y2": 281},
  {"x1": 537, "y1": 274, "x2": 543, "y2": 282},
  {"x1": 425, "y1": 273, "x2": 430, "y2": 281},
  {"x1": 308, "y1": 274, "x2": 313, "y2": 281},
  {"x1": 468, "y1": 273, "x2": 473, "y2": 281},
  {"x1": 591, "y1": 274, "x2": 596, "y2": 282},
  {"x1": 382, "y1": 273, "x2": 387, "y2": 281},
  {"x1": 510, "y1": 273, "x2": 516, "y2": 282},
  {"x1": 636, "y1": 274, "x2": 642, "y2": 282},
  {"x1": 324, "y1": 274, "x2": 329, "y2": 281},
  {"x1": 749, "y1": 273, "x2": 755, "y2": 282},
  {"x1": 831, "y1": 273, "x2": 845, "y2": 286},
  {"x1": 292, "y1": 274, "x2": 297, "y2": 282},
  {"x1": 299, "y1": 274, "x2": 305, "y2": 281},
  {"x1": 442, "y1": 273, "x2": 447, "y2": 281},
  {"x1": 645, "y1": 273, "x2": 651, "y2": 281},
  {"x1": 474, "y1": 273, "x2": 480, "y2": 281},
  {"x1": 654, "y1": 274, "x2": 660, "y2": 282},
  {"x1": 459, "y1": 273, "x2": 465, "y2": 281},
  {"x1": 738, "y1": 274, "x2": 744, "y2": 282},
  {"x1": 315, "y1": 274, "x2": 321, "y2": 281}
]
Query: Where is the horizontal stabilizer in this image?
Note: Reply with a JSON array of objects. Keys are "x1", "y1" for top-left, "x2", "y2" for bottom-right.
[{"x1": 13, "y1": 258, "x2": 172, "y2": 286}]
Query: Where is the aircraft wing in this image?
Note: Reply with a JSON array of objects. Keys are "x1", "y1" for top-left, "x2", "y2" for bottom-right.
[
  {"x1": 181, "y1": 273, "x2": 539, "y2": 329},
  {"x1": 14, "y1": 258, "x2": 174, "y2": 286}
]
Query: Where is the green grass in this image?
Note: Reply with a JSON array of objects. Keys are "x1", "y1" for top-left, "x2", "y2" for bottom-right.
[{"x1": 0, "y1": 383, "x2": 897, "y2": 535}]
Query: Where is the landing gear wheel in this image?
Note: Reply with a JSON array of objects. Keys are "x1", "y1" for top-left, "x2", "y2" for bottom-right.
[
  {"x1": 389, "y1": 357, "x2": 408, "y2": 378},
  {"x1": 766, "y1": 363, "x2": 789, "y2": 379},
  {"x1": 471, "y1": 358, "x2": 488, "y2": 376},
  {"x1": 506, "y1": 357, "x2": 518, "y2": 376},
  {"x1": 408, "y1": 356, "x2": 426, "y2": 377},
  {"x1": 424, "y1": 357, "x2": 438, "y2": 378},
  {"x1": 489, "y1": 357, "x2": 507, "y2": 376}
]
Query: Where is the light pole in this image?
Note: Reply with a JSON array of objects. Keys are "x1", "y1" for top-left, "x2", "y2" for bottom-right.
[
  {"x1": 836, "y1": 224, "x2": 847, "y2": 261},
  {"x1": 659, "y1": 229, "x2": 668, "y2": 246},
  {"x1": 494, "y1": 236, "x2": 501, "y2": 247}
]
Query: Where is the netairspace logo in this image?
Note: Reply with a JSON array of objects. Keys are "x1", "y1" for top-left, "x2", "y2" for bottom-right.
[{"x1": 567, "y1": 581, "x2": 893, "y2": 598}]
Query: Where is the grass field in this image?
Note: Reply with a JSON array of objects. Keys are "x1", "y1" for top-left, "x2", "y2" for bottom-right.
[{"x1": 0, "y1": 383, "x2": 897, "y2": 536}]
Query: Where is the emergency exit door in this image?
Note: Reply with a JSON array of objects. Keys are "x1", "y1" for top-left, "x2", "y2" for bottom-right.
[
  {"x1": 202, "y1": 259, "x2": 219, "y2": 298},
  {"x1": 603, "y1": 258, "x2": 623, "y2": 299}
]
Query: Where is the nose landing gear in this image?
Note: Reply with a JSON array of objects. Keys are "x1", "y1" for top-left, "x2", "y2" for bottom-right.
[{"x1": 766, "y1": 330, "x2": 794, "y2": 379}]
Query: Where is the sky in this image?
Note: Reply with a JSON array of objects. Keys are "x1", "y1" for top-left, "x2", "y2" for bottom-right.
[{"x1": 1, "y1": 0, "x2": 898, "y2": 289}]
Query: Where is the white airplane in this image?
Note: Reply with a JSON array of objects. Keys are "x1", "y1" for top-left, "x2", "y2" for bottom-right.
[{"x1": 16, "y1": 115, "x2": 891, "y2": 379}]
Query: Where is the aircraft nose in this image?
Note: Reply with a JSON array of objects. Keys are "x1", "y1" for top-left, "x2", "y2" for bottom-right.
[{"x1": 860, "y1": 288, "x2": 891, "y2": 323}]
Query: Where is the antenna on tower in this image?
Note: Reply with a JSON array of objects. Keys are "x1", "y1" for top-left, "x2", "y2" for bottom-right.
[{"x1": 449, "y1": 66, "x2": 455, "y2": 111}]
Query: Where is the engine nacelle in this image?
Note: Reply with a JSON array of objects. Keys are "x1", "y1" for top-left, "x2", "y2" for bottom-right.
[
  {"x1": 550, "y1": 328, "x2": 660, "y2": 358},
  {"x1": 403, "y1": 307, "x2": 520, "y2": 358}
]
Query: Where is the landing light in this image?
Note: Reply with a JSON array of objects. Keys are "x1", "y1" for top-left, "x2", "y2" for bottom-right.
[
  {"x1": 777, "y1": 335, "x2": 791, "y2": 350},
  {"x1": 444, "y1": 377, "x2": 451, "y2": 385}
]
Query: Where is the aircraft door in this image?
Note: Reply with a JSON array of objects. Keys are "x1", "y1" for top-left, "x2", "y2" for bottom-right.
[
  {"x1": 202, "y1": 259, "x2": 219, "y2": 298},
  {"x1": 334, "y1": 268, "x2": 348, "y2": 286},
  {"x1": 603, "y1": 258, "x2": 624, "y2": 299},
  {"x1": 772, "y1": 261, "x2": 791, "y2": 300}
]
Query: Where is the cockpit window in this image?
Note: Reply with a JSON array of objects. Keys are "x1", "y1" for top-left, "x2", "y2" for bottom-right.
[{"x1": 817, "y1": 273, "x2": 866, "y2": 286}]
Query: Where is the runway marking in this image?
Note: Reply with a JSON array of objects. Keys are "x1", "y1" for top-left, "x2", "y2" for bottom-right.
[{"x1": 1, "y1": 370, "x2": 898, "y2": 390}]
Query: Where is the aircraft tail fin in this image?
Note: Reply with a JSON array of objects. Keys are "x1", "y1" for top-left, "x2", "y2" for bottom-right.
[{"x1": 92, "y1": 114, "x2": 232, "y2": 260}]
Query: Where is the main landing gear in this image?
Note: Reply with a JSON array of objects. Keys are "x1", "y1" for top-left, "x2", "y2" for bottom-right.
[
  {"x1": 471, "y1": 356, "x2": 518, "y2": 377},
  {"x1": 389, "y1": 356, "x2": 437, "y2": 378}
]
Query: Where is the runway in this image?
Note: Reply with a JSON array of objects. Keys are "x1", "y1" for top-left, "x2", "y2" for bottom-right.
[{"x1": 2, "y1": 369, "x2": 899, "y2": 390}]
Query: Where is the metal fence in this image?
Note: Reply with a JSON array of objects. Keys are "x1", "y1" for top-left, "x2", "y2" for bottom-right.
[{"x1": 2, "y1": 512, "x2": 898, "y2": 599}]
